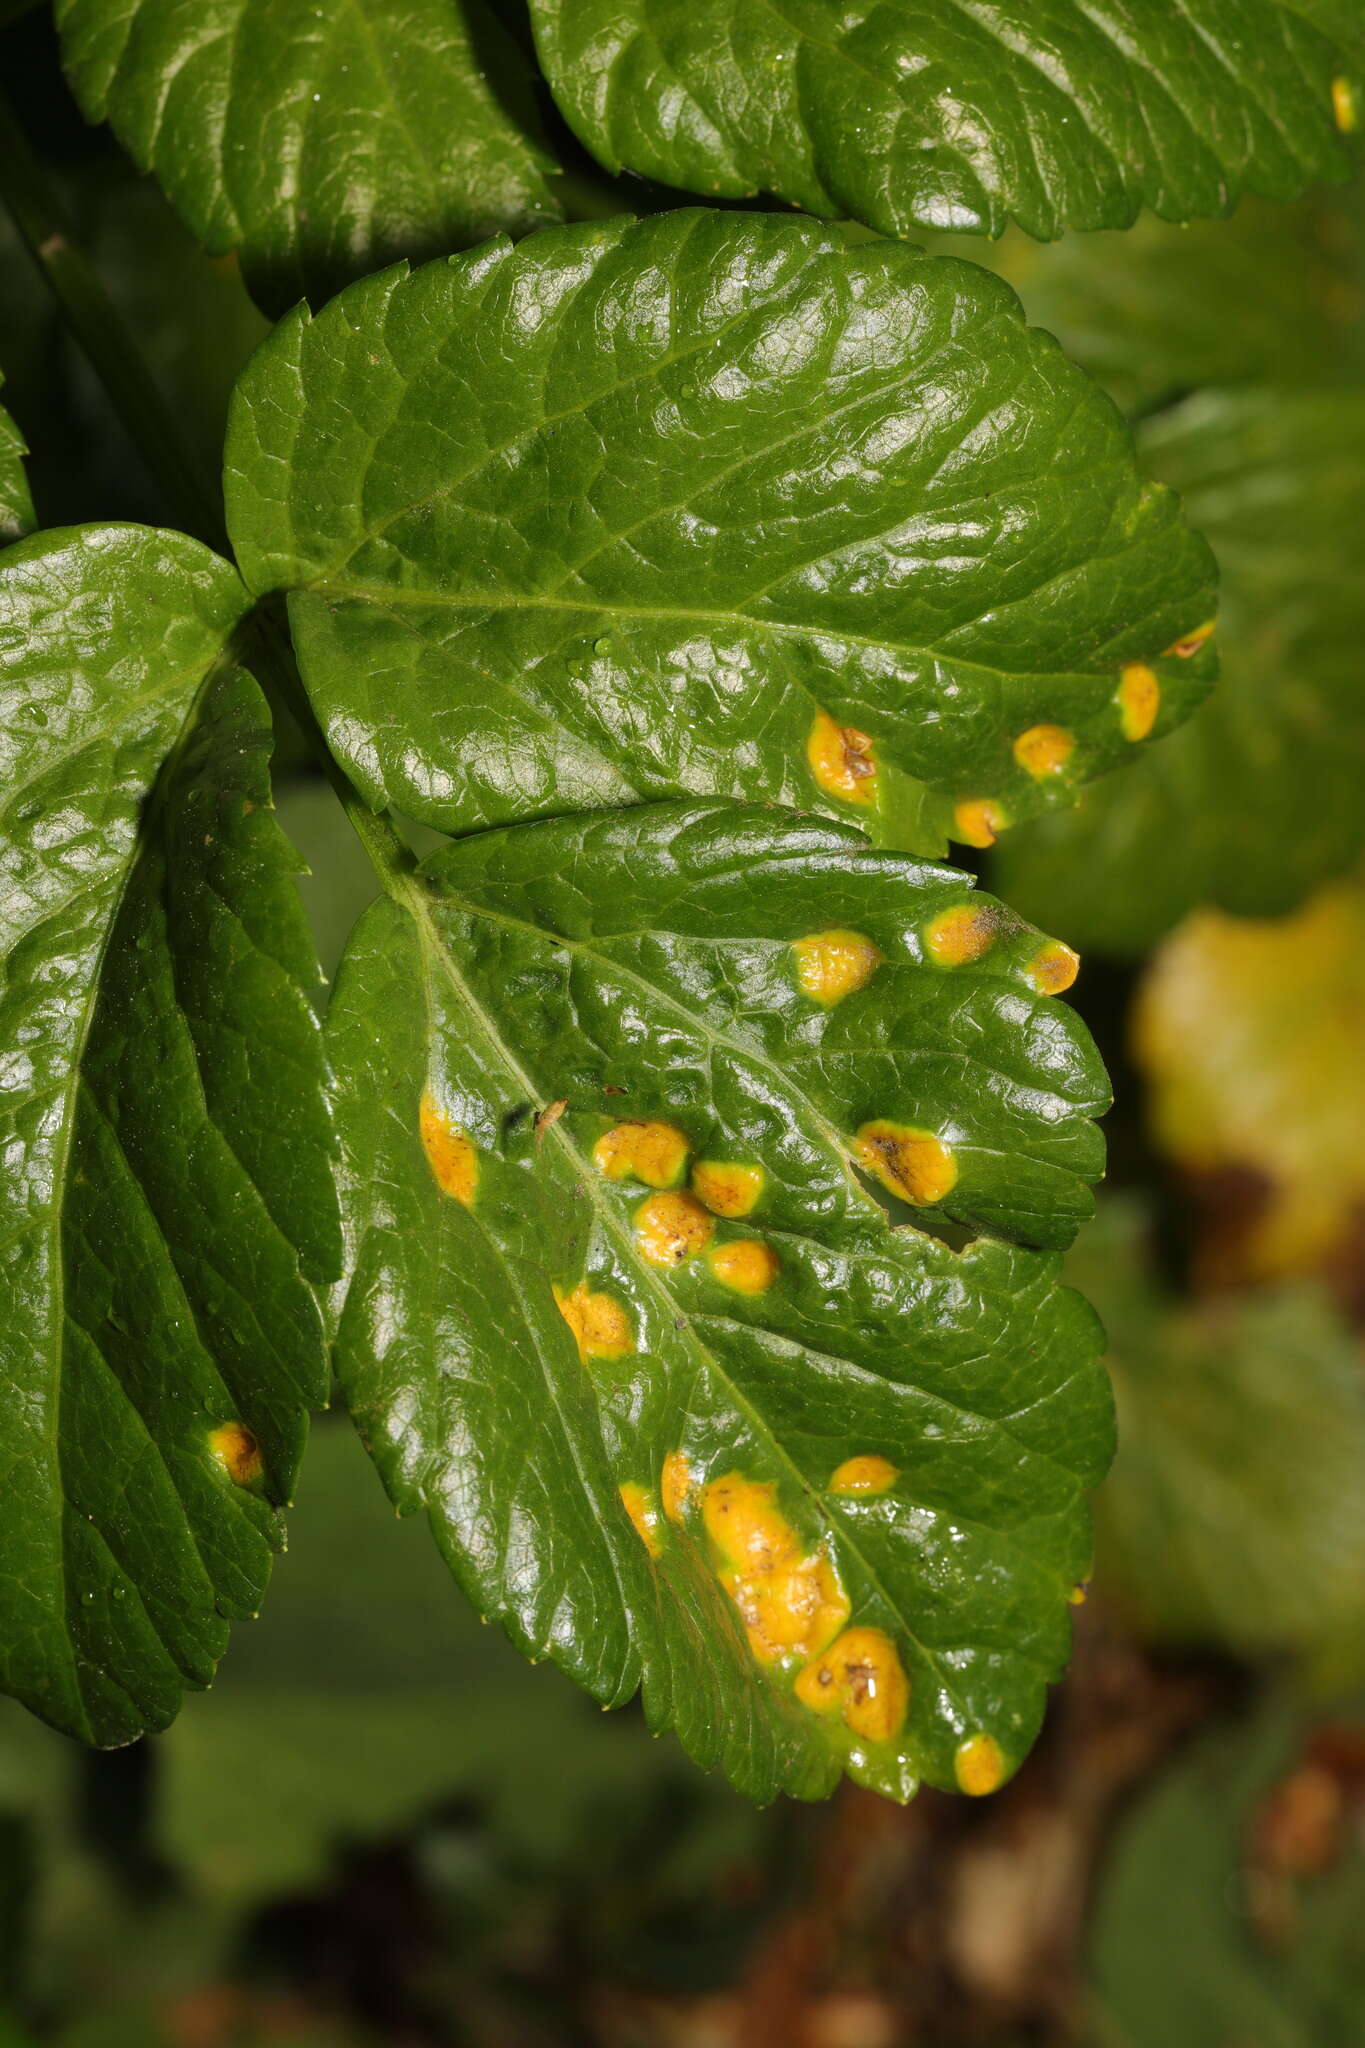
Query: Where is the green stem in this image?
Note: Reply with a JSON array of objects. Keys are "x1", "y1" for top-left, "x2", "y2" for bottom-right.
[{"x1": 0, "y1": 86, "x2": 226, "y2": 552}]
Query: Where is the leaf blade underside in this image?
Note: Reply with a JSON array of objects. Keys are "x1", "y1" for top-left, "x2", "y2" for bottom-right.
[
  {"x1": 226, "y1": 209, "x2": 1217, "y2": 860},
  {"x1": 531, "y1": 0, "x2": 1363, "y2": 243},
  {"x1": 0, "y1": 526, "x2": 338, "y2": 1745},
  {"x1": 55, "y1": 0, "x2": 562, "y2": 315},
  {"x1": 329, "y1": 800, "x2": 1112, "y2": 1803}
]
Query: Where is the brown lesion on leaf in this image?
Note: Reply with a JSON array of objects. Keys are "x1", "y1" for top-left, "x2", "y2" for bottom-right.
[
  {"x1": 209, "y1": 1421, "x2": 264, "y2": 1489},
  {"x1": 854, "y1": 1120, "x2": 958, "y2": 1206},
  {"x1": 795, "y1": 1627, "x2": 909, "y2": 1743},
  {"x1": 419, "y1": 1090, "x2": 478, "y2": 1205},
  {"x1": 924, "y1": 903, "x2": 1001, "y2": 968},
  {"x1": 806, "y1": 710, "x2": 879, "y2": 807},
  {"x1": 691, "y1": 1160, "x2": 764, "y2": 1216},
  {"x1": 703, "y1": 1474, "x2": 849, "y2": 1666},
  {"x1": 1025, "y1": 941, "x2": 1080, "y2": 996}
]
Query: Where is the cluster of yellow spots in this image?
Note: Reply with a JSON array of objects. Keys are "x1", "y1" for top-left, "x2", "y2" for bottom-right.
[
  {"x1": 953, "y1": 798, "x2": 1008, "y2": 849},
  {"x1": 708, "y1": 1239, "x2": 780, "y2": 1294},
  {"x1": 1012, "y1": 723, "x2": 1075, "y2": 780},
  {"x1": 795, "y1": 1627, "x2": 909, "y2": 1744},
  {"x1": 703, "y1": 1475, "x2": 850, "y2": 1666},
  {"x1": 691, "y1": 1159, "x2": 763, "y2": 1217},
  {"x1": 924, "y1": 903, "x2": 998, "y2": 968},
  {"x1": 829, "y1": 1455, "x2": 898, "y2": 1495},
  {"x1": 554, "y1": 1281, "x2": 633, "y2": 1362},
  {"x1": 1332, "y1": 76, "x2": 1357, "y2": 134},
  {"x1": 1024, "y1": 940, "x2": 1080, "y2": 996},
  {"x1": 855, "y1": 1119, "x2": 958, "y2": 1207},
  {"x1": 792, "y1": 928, "x2": 882, "y2": 1006},
  {"x1": 634, "y1": 1188, "x2": 714, "y2": 1266},
  {"x1": 419, "y1": 1091, "x2": 479, "y2": 1206},
  {"x1": 592, "y1": 1118, "x2": 689, "y2": 1188},
  {"x1": 954, "y1": 1732, "x2": 1006, "y2": 1797},
  {"x1": 661, "y1": 1450, "x2": 693, "y2": 1523},
  {"x1": 619, "y1": 1482, "x2": 664, "y2": 1558},
  {"x1": 209, "y1": 1421, "x2": 263, "y2": 1488},
  {"x1": 1116, "y1": 661, "x2": 1160, "y2": 742},
  {"x1": 807, "y1": 710, "x2": 879, "y2": 807}
]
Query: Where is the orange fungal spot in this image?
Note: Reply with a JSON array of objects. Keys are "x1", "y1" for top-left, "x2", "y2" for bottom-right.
[
  {"x1": 703, "y1": 1474, "x2": 849, "y2": 1665},
  {"x1": 953, "y1": 799, "x2": 1007, "y2": 849},
  {"x1": 807, "y1": 711, "x2": 879, "y2": 807},
  {"x1": 792, "y1": 929, "x2": 882, "y2": 1005},
  {"x1": 925, "y1": 903, "x2": 997, "y2": 968},
  {"x1": 1163, "y1": 619, "x2": 1216, "y2": 659},
  {"x1": 795, "y1": 1627, "x2": 908, "y2": 1743},
  {"x1": 661, "y1": 1450, "x2": 694, "y2": 1524},
  {"x1": 419, "y1": 1091, "x2": 478, "y2": 1205},
  {"x1": 210, "y1": 1421, "x2": 263, "y2": 1488},
  {"x1": 829, "y1": 1455, "x2": 898, "y2": 1495},
  {"x1": 708, "y1": 1240, "x2": 780, "y2": 1294},
  {"x1": 955, "y1": 1732, "x2": 1006, "y2": 1796},
  {"x1": 1012, "y1": 724, "x2": 1074, "y2": 779},
  {"x1": 619, "y1": 1482, "x2": 664, "y2": 1558},
  {"x1": 635, "y1": 1190, "x2": 713, "y2": 1266},
  {"x1": 691, "y1": 1160, "x2": 764, "y2": 1217},
  {"x1": 1068, "y1": 1582, "x2": 1089, "y2": 1606},
  {"x1": 554, "y1": 1282, "x2": 634, "y2": 1362},
  {"x1": 1332, "y1": 76, "x2": 1357, "y2": 133},
  {"x1": 855, "y1": 1120, "x2": 958, "y2": 1206},
  {"x1": 593, "y1": 1119, "x2": 690, "y2": 1188},
  {"x1": 1025, "y1": 940, "x2": 1080, "y2": 996},
  {"x1": 1117, "y1": 663, "x2": 1160, "y2": 742}
]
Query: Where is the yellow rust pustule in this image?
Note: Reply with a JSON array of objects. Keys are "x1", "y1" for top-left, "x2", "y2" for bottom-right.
[
  {"x1": 955, "y1": 1732, "x2": 1006, "y2": 1796},
  {"x1": 703, "y1": 1474, "x2": 849, "y2": 1665},
  {"x1": 925, "y1": 903, "x2": 998, "y2": 968},
  {"x1": 1025, "y1": 940, "x2": 1080, "y2": 996},
  {"x1": 210, "y1": 1421, "x2": 263, "y2": 1489},
  {"x1": 1163, "y1": 619, "x2": 1216, "y2": 659},
  {"x1": 554, "y1": 1282, "x2": 634, "y2": 1362},
  {"x1": 1332, "y1": 76, "x2": 1357, "y2": 133},
  {"x1": 619, "y1": 1482, "x2": 664, "y2": 1558},
  {"x1": 691, "y1": 1160, "x2": 764, "y2": 1217},
  {"x1": 1117, "y1": 663, "x2": 1160, "y2": 742},
  {"x1": 661, "y1": 1450, "x2": 694, "y2": 1524},
  {"x1": 795, "y1": 1627, "x2": 909, "y2": 1743},
  {"x1": 855, "y1": 1120, "x2": 958, "y2": 1206},
  {"x1": 708, "y1": 1239, "x2": 780, "y2": 1295},
  {"x1": 419, "y1": 1091, "x2": 478, "y2": 1206},
  {"x1": 806, "y1": 711, "x2": 879, "y2": 807},
  {"x1": 953, "y1": 799, "x2": 1008, "y2": 849},
  {"x1": 593, "y1": 1119, "x2": 690, "y2": 1188},
  {"x1": 634, "y1": 1189, "x2": 713, "y2": 1266},
  {"x1": 1012, "y1": 724, "x2": 1075, "y2": 779},
  {"x1": 791, "y1": 929, "x2": 882, "y2": 1005},
  {"x1": 829, "y1": 1455, "x2": 898, "y2": 1495}
]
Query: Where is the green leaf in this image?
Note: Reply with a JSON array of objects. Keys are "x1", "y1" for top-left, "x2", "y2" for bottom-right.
[
  {"x1": 329, "y1": 798, "x2": 1112, "y2": 1804},
  {"x1": 1069, "y1": 1202, "x2": 1365, "y2": 1669},
  {"x1": 0, "y1": 392, "x2": 32, "y2": 544},
  {"x1": 226, "y1": 210, "x2": 1217, "y2": 860},
  {"x1": 54, "y1": 0, "x2": 563, "y2": 315},
  {"x1": 997, "y1": 388, "x2": 1365, "y2": 948},
  {"x1": 530, "y1": 0, "x2": 1363, "y2": 244},
  {"x1": 0, "y1": 526, "x2": 338, "y2": 1746}
]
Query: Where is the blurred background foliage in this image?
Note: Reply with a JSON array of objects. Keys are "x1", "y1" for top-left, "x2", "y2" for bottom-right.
[{"x1": 1, "y1": 5, "x2": 1363, "y2": 2044}]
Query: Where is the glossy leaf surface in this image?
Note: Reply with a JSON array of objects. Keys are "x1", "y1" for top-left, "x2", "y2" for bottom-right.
[
  {"x1": 329, "y1": 800, "x2": 1111, "y2": 1803},
  {"x1": 227, "y1": 210, "x2": 1217, "y2": 859},
  {"x1": 55, "y1": 0, "x2": 562, "y2": 315},
  {"x1": 0, "y1": 392, "x2": 32, "y2": 542},
  {"x1": 0, "y1": 527, "x2": 337, "y2": 1744},
  {"x1": 531, "y1": 0, "x2": 1362, "y2": 243}
]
